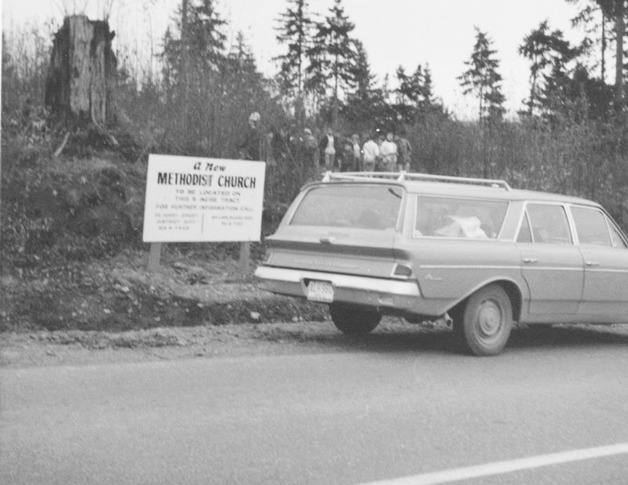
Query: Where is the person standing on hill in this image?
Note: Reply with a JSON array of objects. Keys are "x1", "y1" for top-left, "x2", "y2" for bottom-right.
[
  {"x1": 350, "y1": 134, "x2": 362, "y2": 171},
  {"x1": 239, "y1": 111, "x2": 263, "y2": 161},
  {"x1": 302, "y1": 128, "x2": 321, "y2": 179},
  {"x1": 395, "y1": 134, "x2": 413, "y2": 172},
  {"x1": 362, "y1": 133, "x2": 380, "y2": 172},
  {"x1": 379, "y1": 131, "x2": 398, "y2": 171},
  {"x1": 338, "y1": 135, "x2": 354, "y2": 171},
  {"x1": 319, "y1": 126, "x2": 338, "y2": 172}
]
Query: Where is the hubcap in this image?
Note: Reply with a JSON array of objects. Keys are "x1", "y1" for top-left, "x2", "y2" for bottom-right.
[{"x1": 476, "y1": 299, "x2": 503, "y2": 340}]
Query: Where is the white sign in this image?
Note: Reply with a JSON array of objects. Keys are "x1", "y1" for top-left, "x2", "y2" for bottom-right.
[{"x1": 143, "y1": 154, "x2": 266, "y2": 242}]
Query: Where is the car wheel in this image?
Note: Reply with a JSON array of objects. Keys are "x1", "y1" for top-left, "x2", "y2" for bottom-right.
[
  {"x1": 454, "y1": 284, "x2": 513, "y2": 356},
  {"x1": 329, "y1": 303, "x2": 382, "y2": 335}
]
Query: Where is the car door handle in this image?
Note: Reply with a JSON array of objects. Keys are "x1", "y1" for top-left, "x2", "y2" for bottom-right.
[
  {"x1": 523, "y1": 258, "x2": 538, "y2": 264},
  {"x1": 585, "y1": 261, "x2": 599, "y2": 267},
  {"x1": 319, "y1": 236, "x2": 335, "y2": 244}
]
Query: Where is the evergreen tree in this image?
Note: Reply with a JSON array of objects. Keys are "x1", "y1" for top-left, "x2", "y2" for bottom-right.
[
  {"x1": 568, "y1": 0, "x2": 614, "y2": 80},
  {"x1": 519, "y1": 20, "x2": 575, "y2": 116},
  {"x1": 420, "y1": 65, "x2": 435, "y2": 109},
  {"x1": 306, "y1": 0, "x2": 356, "y2": 124},
  {"x1": 614, "y1": 0, "x2": 624, "y2": 111},
  {"x1": 160, "y1": 0, "x2": 230, "y2": 152},
  {"x1": 520, "y1": 21, "x2": 588, "y2": 121},
  {"x1": 347, "y1": 39, "x2": 377, "y2": 99},
  {"x1": 224, "y1": 32, "x2": 265, "y2": 102},
  {"x1": 187, "y1": 0, "x2": 227, "y2": 71},
  {"x1": 567, "y1": 0, "x2": 624, "y2": 111},
  {"x1": 395, "y1": 66, "x2": 420, "y2": 105},
  {"x1": 161, "y1": 0, "x2": 227, "y2": 88},
  {"x1": 394, "y1": 63, "x2": 437, "y2": 119},
  {"x1": 458, "y1": 28, "x2": 505, "y2": 124},
  {"x1": 274, "y1": 0, "x2": 314, "y2": 97},
  {"x1": 343, "y1": 39, "x2": 385, "y2": 130}
]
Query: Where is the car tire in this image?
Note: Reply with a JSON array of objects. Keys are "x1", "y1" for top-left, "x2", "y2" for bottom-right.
[
  {"x1": 453, "y1": 284, "x2": 513, "y2": 356},
  {"x1": 329, "y1": 303, "x2": 382, "y2": 335}
]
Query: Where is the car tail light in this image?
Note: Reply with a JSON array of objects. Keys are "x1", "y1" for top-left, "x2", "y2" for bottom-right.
[{"x1": 393, "y1": 263, "x2": 413, "y2": 278}]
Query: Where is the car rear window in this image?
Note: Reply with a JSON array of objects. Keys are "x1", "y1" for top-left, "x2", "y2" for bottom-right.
[
  {"x1": 290, "y1": 184, "x2": 403, "y2": 230},
  {"x1": 415, "y1": 196, "x2": 508, "y2": 239}
]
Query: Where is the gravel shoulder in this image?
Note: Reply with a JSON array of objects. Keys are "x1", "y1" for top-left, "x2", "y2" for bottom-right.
[
  {"x1": 3, "y1": 319, "x2": 628, "y2": 369},
  {"x1": 0, "y1": 318, "x2": 452, "y2": 368}
]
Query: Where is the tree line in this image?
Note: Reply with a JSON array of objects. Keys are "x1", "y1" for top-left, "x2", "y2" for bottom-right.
[{"x1": 3, "y1": 0, "x2": 628, "y2": 225}]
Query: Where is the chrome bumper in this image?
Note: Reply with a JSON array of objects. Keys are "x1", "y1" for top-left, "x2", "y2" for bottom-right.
[{"x1": 254, "y1": 265, "x2": 420, "y2": 310}]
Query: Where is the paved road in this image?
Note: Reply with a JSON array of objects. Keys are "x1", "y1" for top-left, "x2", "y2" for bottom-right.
[{"x1": 2, "y1": 325, "x2": 628, "y2": 484}]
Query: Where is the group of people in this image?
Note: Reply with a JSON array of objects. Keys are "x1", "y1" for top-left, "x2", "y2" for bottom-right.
[
  {"x1": 310, "y1": 127, "x2": 414, "y2": 178},
  {"x1": 238, "y1": 112, "x2": 414, "y2": 179}
]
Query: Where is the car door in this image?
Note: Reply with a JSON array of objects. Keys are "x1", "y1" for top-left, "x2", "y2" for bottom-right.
[
  {"x1": 517, "y1": 203, "x2": 584, "y2": 316},
  {"x1": 571, "y1": 205, "x2": 628, "y2": 322}
]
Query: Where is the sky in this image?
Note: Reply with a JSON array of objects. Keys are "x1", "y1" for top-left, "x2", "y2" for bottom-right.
[{"x1": 2, "y1": 0, "x2": 584, "y2": 119}]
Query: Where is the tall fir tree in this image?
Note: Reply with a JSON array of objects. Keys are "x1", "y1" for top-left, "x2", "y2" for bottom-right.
[
  {"x1": 161, "y1": 0, "x2": 227, "y2": 87},
  {"x1": 160, "y1": 0, "x2": 229, "y2": 152},
  {"x1": 343, "y1": 39, "x2": 385, "y2": 130},
  {"x1": 224, "y1": 32, "x2": 265, "y2": 102},
  {"x1": 306, "y1": 0, "x2": 356, "y2": 124},
  {"x1": 520, "y1": 21, "x2": 584, "y2": 120},
  {"x1": 567, "y1": 0, "x2": 625, "y2": 111},
  {"x1": 458, "y1": 28, "x2": 505, "y2": 124},
  {"x1": 520, "y1": 20, "x2": 561, "y2": 116},
  {"x1": 274, "y1": 0, "x2": 314, "y2": 97},
  {"x1": 568, "y1": 0, "x2": 614, "y2": 81},
  {"x1": 347, "y1": 39, "x2": 377, "y2": 99}
]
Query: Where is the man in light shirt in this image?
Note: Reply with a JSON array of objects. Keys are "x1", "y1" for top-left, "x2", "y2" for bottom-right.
[
  {"x1": 362, "y1": 133, "x2": 381, "y2": 172},
  {"x1": 379, "y1": 131, "x2": 398, "y2": 171}
]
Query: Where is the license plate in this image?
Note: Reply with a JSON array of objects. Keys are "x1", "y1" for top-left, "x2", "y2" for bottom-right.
[{"x1": 307, "y1": 280, "x2": 334, "y2": 303}]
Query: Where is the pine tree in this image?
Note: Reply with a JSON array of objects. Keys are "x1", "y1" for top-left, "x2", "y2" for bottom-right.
[
  {"x1": 420, "y1": 65, "x2": 436, "y2": 111},
  {"x1": 568, "y1": 0, "x2": 614, "y2": 80},
  {"x1": 520, "y1": 20, "x2": 558, "y2": 116},
  {"x1": 567, "y1": 0, "x2": 624, "y2": 111},
  {"x1": 306, "y1": 0, "x2": 356, "y2": 124},
  {"x1": 458, "y1": 28, "x2": 505, "y2": 124},
  {"x1": 160, "y1": 0, "x2": 229, "y2": 152},
  {"x1": 224, "y1": 32, "x2": 265, "y2": 102},
  {"x1": 343, "y1": 39, "x2": 385, "y2": 130},
  {"x1": 348, "y1": 39, "x2": 377, "y2": 99},
  {"x1": 520, "y1": 21, "x2": 583, "y2": 120},
  {"x1": 274, "y1": 0, "x2": 314, "y2": 97},
  {"x1": 161, "y1": 0, "x2": 227, "y2": 88}
]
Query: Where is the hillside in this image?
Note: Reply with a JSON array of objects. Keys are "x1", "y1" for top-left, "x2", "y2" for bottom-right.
[{"x1": 0, "y1": 129, "x2": 325, "y2": 334}]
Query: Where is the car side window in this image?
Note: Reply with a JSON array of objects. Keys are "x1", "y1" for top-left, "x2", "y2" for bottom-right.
[
  {"x1": 608, "y1": 217, "x2": 628, "y2": 248},
  {"x1": 526, "y1": 204, "x2": 572, "y2": 244},
  {"x1": 516, "y1": 213, "x2": 533, "y2": 243},
  {"x1": 414, "y1": 196, "x2": 508, "y2": 239},
  {"x1": 571, "y1": 206, "x2": 611, "y2": 246}
]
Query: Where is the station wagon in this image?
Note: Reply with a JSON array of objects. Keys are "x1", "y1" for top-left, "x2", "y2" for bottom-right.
[{"x1": 254, "y1": 172, "x2": 628, "y2": 355}]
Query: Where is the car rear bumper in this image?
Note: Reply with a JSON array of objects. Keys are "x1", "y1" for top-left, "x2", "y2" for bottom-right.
[{"x1": 254, "y1": 265, "x2": 421, "y2": 311}]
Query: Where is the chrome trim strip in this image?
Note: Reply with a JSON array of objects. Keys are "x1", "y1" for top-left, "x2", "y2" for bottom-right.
[
  {"x1": 419, "y1": 264, "x2": 583, "y2": 272},
  {"x1": 582, "y1": 268, "x2": 628, "y2": 274},
  {"x1": 517, "y1": 267, "x2": 584, "y2": 271},
  {"x1": 419, "y1": 265, "x2": 521, "y2": 270},
  {"x1": 254, "y1": 266, "x2": 420, "y2": 296}
]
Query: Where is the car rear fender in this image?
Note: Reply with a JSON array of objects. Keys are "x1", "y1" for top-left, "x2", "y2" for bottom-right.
[{"x1": 446, "y1": 278, "x2": 524, "y2": 322}]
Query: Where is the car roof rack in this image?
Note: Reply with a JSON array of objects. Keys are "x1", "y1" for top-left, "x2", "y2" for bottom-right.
[{"x1": 321, "y1": 171, "x2": 512, "y2": 191}]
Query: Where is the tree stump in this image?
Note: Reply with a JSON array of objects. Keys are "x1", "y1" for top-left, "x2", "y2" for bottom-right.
[{"x1": 45, "y1": 15, "x2": 117, "y2": 125}]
